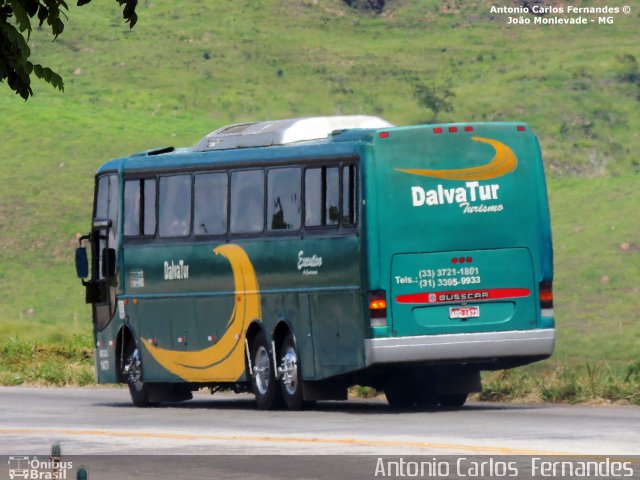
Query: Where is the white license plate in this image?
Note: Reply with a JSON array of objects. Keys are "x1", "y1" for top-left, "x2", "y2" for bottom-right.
[{"x1": 449, "y1": 306, "x2": 480, "y2": 319}]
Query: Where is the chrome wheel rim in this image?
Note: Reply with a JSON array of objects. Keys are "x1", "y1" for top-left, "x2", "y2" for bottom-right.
[
  {"x1": 281, "y1": 346, "x2": 298, "y2": 396},
  {"x1": 254, "y1": 345, "x2": 271, "y2": 395},
  {"x1": 124, "y1": 348, "x2": 143, "y2": 391}
]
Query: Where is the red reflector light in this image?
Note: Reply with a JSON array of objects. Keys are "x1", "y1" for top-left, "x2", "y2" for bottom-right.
[
  {"x1": 379, "y1": 131, "x2": 389, "y2": 139},
  {"x1": 369, "y1": 291, "x2": 387, "y2": 319},
  {"x1": 517, "y1": 126, "x2": 526, "y2": 131},
  {"x1": 434, "y1": 127, "x2": 443, "y2": 134},
  {"x1": 453, "y1": 257, "x2": 472, "y2": 264},
  {"x1": 370, "y1": 299, "x2": 387, "y2": 310},
  {"x1": 540, "y1": 291, "x2": 553, "y2": 302},
  {"x1": 449, "y1": 126, "x2": 458, "y2": 133},
  {"x1": 539, "y1": 281, "x2": 553, "y2": 308},
  {"x1": 464, "y1": 126, "x2": 474, "y2": 132}
]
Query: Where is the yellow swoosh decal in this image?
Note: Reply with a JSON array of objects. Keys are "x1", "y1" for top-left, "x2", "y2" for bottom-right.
[
  {"x1": 395, "y1": 137, "x2": 518, "y2": 181},
  {"x1": 142, "y1": 244, "x2": 260, "y2": 382}
]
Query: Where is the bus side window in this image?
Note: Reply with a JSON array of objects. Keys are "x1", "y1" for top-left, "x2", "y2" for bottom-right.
[
  {"x1": 268, "y1": 168, "x2": 301, "y2": 231},
  {"x1": 326, "y1": 167, "x2": 339, "y2": 225},
  {"x1": 123, "y1": 180, "x2": 140, "y2": 236},
  {"x1": 341, "y1": 164, "x2": 357, "y2": 226},
  {"x1": 143, "y1": 178, "x2": 156, "y2": 236},
  {"x1": 95, "y1": 174, "x2": 119, "y2": 246},
  {"x1": 230, "y1": 170, "x2": 265, "y2": 234},
  {"x1": 305, "y1": 168, "x2": 322, "y2": 227},
  {"x1": 305, "y1": 166, "x2": 339, "y2": 227},
  {"x1": 124, "y1": 178, "x2": 156, "y2": 237},
  {"x1": 194, "y1": 172, "x2": 228, "y2": 236},
  {"x1": 159, "y1": 175, "x2": 192, "y2": 238}
]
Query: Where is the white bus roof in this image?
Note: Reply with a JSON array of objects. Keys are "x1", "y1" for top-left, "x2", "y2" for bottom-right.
[{"x1": 193, "y1": 115, "x2": 393, "y2": 151}]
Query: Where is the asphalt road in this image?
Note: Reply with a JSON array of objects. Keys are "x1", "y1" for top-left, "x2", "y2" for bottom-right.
[
  {"x1": 2, "y1": 387, "x2": 640, "y2": 479},
  {"x1": 2, "y1": 386, "x2": 639, "y2": 456}
]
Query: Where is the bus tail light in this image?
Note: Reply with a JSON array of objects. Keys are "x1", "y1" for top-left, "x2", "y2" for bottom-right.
[
  {"x1": 369, "y1": 290, "x2": 387, "y2": 327},
  {"x1": 540, "y1": 281, "x2": 553, "y2": 317}
]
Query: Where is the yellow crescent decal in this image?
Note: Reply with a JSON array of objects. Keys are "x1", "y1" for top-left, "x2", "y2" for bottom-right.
[
  {"x1": 142, "y1": 244, "x2": 260, "y2": 382},
  {"x1": 395, "y1": 137, "x2": 518, "y2": 181}
]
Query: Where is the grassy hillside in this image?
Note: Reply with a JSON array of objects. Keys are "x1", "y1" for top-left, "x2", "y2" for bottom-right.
[{"x1": 1, "y1": 0, "x2": 638, "y2": 389}]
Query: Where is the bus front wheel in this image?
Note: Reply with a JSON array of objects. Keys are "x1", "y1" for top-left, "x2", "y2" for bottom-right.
[
  {"x1": 250, "y1": 332, "x2": 282, "y2": 410},
  {"x1": 279, "y1": 334, "x2": 304, "y2": 410},
  {"x1": 123, "y1": 345, "x2": 156, "y2": 407}
]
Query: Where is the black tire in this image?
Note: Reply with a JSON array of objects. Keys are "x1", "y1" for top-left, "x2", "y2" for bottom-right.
[
  {"x1": 123, "y1": 343, "x2": 156, "y2": 407},
  {"x1": 279, "y1": 334, "x2": 305, "y2": 411},
  {"x1": 439, "y1": 393, "x2": 468, "y2": 408},
  {"x1": 414, "y1": 386, "x2": 439, "y2": 408},
  {"x1": 250, "y1": 332, "x2": 283, "y2": 410},
  {"x1": 384, "y1": 375, "x2": 414, "y2": 408}
]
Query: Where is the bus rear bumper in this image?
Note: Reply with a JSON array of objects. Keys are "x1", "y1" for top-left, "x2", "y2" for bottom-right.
[{"x1": 365, "y1": 328, "x2": 555, "y2": 366}]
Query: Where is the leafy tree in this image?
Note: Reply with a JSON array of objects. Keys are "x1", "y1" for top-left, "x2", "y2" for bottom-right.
[
  {"x1": 0, "y1": 0, "x2": 138, "y2": 100},
  {"x1": 413, "y1": 83, "x2": 455, "y2": 122}
]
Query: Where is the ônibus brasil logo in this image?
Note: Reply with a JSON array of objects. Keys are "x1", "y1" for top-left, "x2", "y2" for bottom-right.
[
  {"x1": 8, "y1": 456, "x2": 73, "y2": 480},
  {"x1": 395, "y1": 137, "x2": 518, "y2": 214}
]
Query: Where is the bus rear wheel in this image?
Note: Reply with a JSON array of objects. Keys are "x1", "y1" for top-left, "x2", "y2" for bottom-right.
[
  {"x1": 123, "y1": 345, "x2": 156, "y2": 407},
  {"x1": 279, "y1": 334, "x2": 304, "y2": 411},
  {"x1": 439, "y1": 393, "x2": 468, "y2": 408},
  {"x1": 384, "y1": 375, "x2": 414, "y2": 408},
  {"x1": 250, "y1": 332, "x2": 282, "y2": 410}
]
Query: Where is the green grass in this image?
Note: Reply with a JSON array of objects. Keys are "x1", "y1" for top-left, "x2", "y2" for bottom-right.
[
  {"x1": 0, "y1": 0, "x2": 638, "y2": 394},
  {"x1": 478, "y1": 362, "x2": 640, "y2": 405},
  {"x1": 0, "y1": 334, "x2": 94, "y2": 386},
  {"x1": 549, "y1": 177, "x2": 640, "y2": 367}
]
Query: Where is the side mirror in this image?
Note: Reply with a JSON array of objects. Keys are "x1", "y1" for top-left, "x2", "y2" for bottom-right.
[
  {"x1": 75, "y1": 247, "x2": 89, "y2": 278},
  {"x1": 101, "y1": 248, "x2": 116, "y2": 278}
]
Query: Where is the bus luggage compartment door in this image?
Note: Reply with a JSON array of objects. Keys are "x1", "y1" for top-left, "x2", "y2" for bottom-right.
[{"x1": 390, "y1": 248, "x2": 536, "y2": 337}]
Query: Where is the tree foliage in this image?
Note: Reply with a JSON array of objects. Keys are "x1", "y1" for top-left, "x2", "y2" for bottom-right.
[
  {"x1": 0, "y1": 0, "x2": 138, "y2": 100},
  {"x1": 413, "y1": 83, "x2": 455, "y2": 122}
]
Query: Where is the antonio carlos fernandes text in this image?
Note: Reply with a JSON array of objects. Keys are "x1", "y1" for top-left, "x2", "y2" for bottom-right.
[{"x1": 373, "y1": 457, "x2": 635, "y2": 477}]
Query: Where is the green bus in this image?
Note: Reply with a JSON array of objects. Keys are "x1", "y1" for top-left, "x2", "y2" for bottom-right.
[{"x1": 75, "y1": 115, "x2": 555, "y2": 409}]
